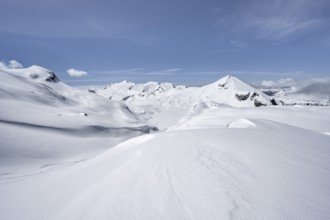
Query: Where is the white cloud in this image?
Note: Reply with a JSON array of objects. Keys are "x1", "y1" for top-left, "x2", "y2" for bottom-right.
[
  {"x1": 0, "y1": 60, "x2": 23, "y2": 69},
  {"x1": 7, "y1": 60, "x2": 23, "y2": 68},
  {"x1": 295, "y1": 78, "x2": 330, "y2": 95},
  {"x1": 259, "y1": 77, "x2": 330, "y2": 95},
  {"x1": 260, "y1": 78, "x2": 296, "y2": 88},
  {"x1": 0, "y1": 62, "x2": 7, "y2": 70},
  {"x1": 67, "y1": 68, "x2": 88, "y2": 77}
]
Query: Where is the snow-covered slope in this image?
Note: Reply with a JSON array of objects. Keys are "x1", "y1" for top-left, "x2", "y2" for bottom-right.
[
  {"x1": 4, "y1": 65, "x2": 61, "y2": 83},
  {"x1": 0, "y1": 65, "x2": 156, "y2": 170},
  {"x1": 0, "y1": 65, "x2": 74, "y2": 105},
  {"x1": 1, "y1": 106, "x2": 330, "y2": 220},
  {"x1": 0, "y1": 65, "x2": 149, "y2": 127},
  {"x1": 1, "y1": 63, "x2": 330, "y2": 220}
]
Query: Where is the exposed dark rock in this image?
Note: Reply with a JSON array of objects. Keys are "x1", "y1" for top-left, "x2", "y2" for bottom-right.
[
  {"x1": 254, "y1": 99, "x2": 267, "y2": 107},
  {"x1": 218, "y1": 83, "x2": 227, "y2": 88},
  {"x1": 45, "y1": 72, "x2": 60, "y2": 83},
  {"x1": 124, "y1": 106, "x2": 134, "y2": 114},
  {"x1": 270, "y1": 98, "x2": 278, "y2": 105},
  {"x1": 122, "y1": 96, "x2": 132, "y2": 101},
  {"x1": 29, "y1": 73, "x2": 39, "y2": 79},
  {"x1": 250, "y1": 92, "x2": 259, "y2": 101},
  {"x1": 262, "y1": 90, "x2": 278, "y2": 96},
  {"x1": 235, "y1": 92, "x2": 250, "y2": 101}
]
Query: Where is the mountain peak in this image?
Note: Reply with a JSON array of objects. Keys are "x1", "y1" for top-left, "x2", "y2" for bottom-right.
[
  {"x1": 25, "y1": 65, "x2": 60, "y2": 83},
  {"x1": 216, "y1": 75, "x2": 242, "y2": 85},
  {"x1": 200, "y1": 75, "x2": 272, "y2": 107},
  {"x1": 221, "y1": 75, "x2": 234, "y2": 81},
  {"x1": 1, "y1": 64, "x2": 60, "y2": 83}
]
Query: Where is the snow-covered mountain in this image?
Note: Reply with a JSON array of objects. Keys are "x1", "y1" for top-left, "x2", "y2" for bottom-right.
[
  {"x1": 261, "y1": 87, "x2": 330, "y2": 106},
  {"x1": 196, "y1": 75, "x2": 274, "y2": 107},
  {"x1": 1, "y1": 63, "x2": 330, "y2": 220},
  {"x1": 97, "y1": 75, "x2": 275, "y2": 108},
  {"x1": 95, "y1": 75, "x2": 277, "y2": 130},
  {"x1": 0, "y1": 65, "x2": 72, "y2": 105},
  {"x1": 97, "y1": 80, "x2": 177, "y2": 101},
  {"x1": 0, "y1": 65, "x2": 156, "y2": 169},
  {"x1": 255, "y1": 78, "x2": 330, "y2": 106}
]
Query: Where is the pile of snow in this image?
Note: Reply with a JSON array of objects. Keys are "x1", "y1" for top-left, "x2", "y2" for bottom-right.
[{"x1": 226, "y1": 118, "x2": 256, "y2": 128}]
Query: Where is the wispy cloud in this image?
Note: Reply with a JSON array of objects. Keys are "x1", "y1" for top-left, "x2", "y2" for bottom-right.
[
  {"x1": 87, "y1": 20, "x2": 107, "y2": 32},
  {"x1": 91, "y1": 68, "x2": 182, "y2": 76},
  {"x1": 186, "y1": 70, "x2": 306, "y2": 77},
  {"x1": 163, "y1": 68, "x2": 182, "y2": 72},
  {"x1": 92, "y1": 68, "x2": 145, "y2": 75},
  {"x1": 216, "y1": 0, "x2": 329, "y2": 43},
  {"x1": 208, "y1": 48, "x2": 237, "y2": 55}
]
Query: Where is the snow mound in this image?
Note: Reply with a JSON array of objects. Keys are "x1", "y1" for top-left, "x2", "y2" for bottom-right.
[
  {"x1": 227, "y1": 118, "x2": 256, "y2": 128},
  {"x1": 192, "y1": 101, "x2": 220, "y2": 114}
]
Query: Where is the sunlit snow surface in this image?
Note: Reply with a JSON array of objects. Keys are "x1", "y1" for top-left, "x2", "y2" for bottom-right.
[{"x1": 1, "y1": 66, "x2": 330, "y2": 220}]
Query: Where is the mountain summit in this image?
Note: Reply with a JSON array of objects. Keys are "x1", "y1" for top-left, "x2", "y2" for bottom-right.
[{"x1": 198, "y1": 75, "x2": 273, "y2": 107}]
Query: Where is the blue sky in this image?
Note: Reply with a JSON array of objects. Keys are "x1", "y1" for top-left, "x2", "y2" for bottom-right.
[{"x1": 1, "y1": 0, "x2": 330, "y2": 86}]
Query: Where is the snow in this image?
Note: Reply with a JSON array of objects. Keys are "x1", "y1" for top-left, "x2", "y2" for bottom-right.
[
  {"x1": 260, "y1": 87, "x2": 330, "y2": 106},
  {"x1": 0, "y1": 66, "x2": 155, "y2": 171},
  {"x1": 1, "y1": 65, "x2": 330, "y2": 219},
  {"x1": 197, "y1": 75, "x2": 271, "y2": 107},
  {"x1": 97, "y1": 75, "x2": 272, "y2": 109},
  {"x1": 227, "y1": 118, "x2": 256, "y2": 128},
  {"x1": 1, "y1": 117, "x2": 330, "y2": 219}
]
